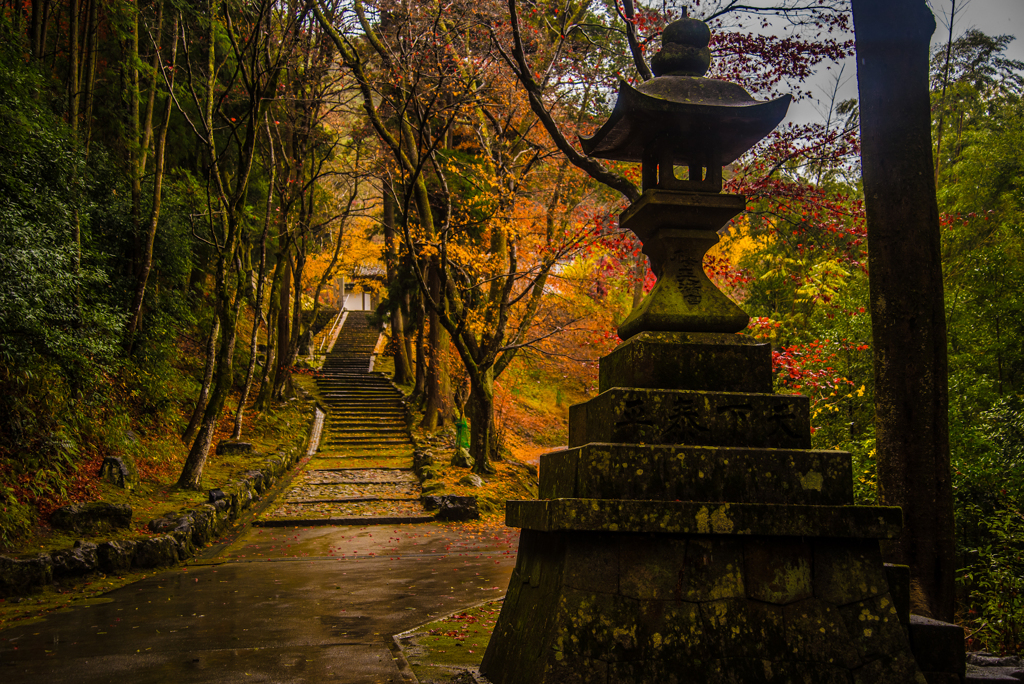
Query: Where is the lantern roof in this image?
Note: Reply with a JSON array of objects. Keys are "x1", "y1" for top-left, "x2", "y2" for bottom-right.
[{"x1": 579, "y1": 12, "x2": 791, "y2": 167}]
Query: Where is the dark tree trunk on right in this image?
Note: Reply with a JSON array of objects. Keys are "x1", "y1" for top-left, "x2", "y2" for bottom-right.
[{"x1": 852, "y1": 0, "x2": 955, "y2": 622}]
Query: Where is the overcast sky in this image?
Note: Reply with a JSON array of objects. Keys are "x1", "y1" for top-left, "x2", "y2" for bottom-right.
[{"x1": 787, "y1": 0, "x2": 1024, "y2": 126}]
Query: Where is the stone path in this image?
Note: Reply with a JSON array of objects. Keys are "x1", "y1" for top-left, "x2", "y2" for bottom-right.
[
  {"x1": 0, "y1": 523, "x2": 519, "y2": 684},
  {"x1": 257, "y1": 311, "x2": 431, "y2": 527}
]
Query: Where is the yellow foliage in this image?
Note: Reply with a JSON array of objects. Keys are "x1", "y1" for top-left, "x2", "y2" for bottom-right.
[
  {"x1": 301, "y1": 215, "x2": 383, "y2": 303},
  {"x1": 707, "y1": 215, "x2": 762, "y2": 265}
]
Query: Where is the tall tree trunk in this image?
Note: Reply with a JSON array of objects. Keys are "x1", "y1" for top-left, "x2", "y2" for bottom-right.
[
  {"x1": 422, "y1": 264, "x2": 451, "y2": 429},
  {"x1": 382, "y1": 188, "x2": 413, "y2": 384},
  {"x1": 468, "y1": 366, "x2": 497, "y2": 475},
  {"x1": 232, "y1": 309, "x2": 262, "y2": 440},
  {"x1": 254, "y1": 256, "x2": 284, "y2": 412},
  {"x1": 68, "y1": 0, "x2": 80, "y2": 132},
  {"x1": 273, "y1": 252, "x2": 293, "y2": 399},
  {"x1": 128, "y1": 0, "x2": 142, "y2": 272},
  {"x1": 402, "y1": 293, "x2": 415, "y2": 379},
  {"x1": 138, "y1": 0, "x2": 164, "y2": 177},
  {"x1": 852, "y1": 0, "x2": 955, "y2": 622},
  {"x1": 12, "y1": 0, "x2": 23, "y2": 34},
  {"x1": 39, "y1": 0, "x2": 50, "y2": 64},
  {"x1": 290, "y1": 246, "x2": 306, "y2": 358},
  {"x1": 127, "y1": 12, "x2": 178, "y2": 348},
  {"x1": 933, "y1": 0, "x2": 957, "y2": 181},
  {"x1": 182, "y1": 313, "x2": 221, "y2": 444},
  {"x1": 412, "y1": 294, "x2": 427, "y2": 404},
  {"x1": 179, "y1": 261, "x2": 242, "y2": 489},
  {"x1": 81, "y1": 0, "x2": 97, "y2": 155},
  {"x1": 30, "y1": 0, "x2": 47, "y2": 61},
  {"x1": 232, "y1": 118, "x2": 276, "y2": 438}
]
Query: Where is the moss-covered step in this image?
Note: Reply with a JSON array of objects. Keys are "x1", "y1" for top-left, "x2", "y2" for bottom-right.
[
  {"x1": 505, "y1": 499, "x2": 902, "y2": 539},
  {"x1": 568, "y1": 387, "x2": 810, "y2": 449},
  {"x1": 540, "y1": 443, "x2": 852, "y2": 505}
]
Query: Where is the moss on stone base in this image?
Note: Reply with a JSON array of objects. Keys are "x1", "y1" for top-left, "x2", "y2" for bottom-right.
[{"x1": 480, "y1": 531, "x2": 927, "y2": 684}]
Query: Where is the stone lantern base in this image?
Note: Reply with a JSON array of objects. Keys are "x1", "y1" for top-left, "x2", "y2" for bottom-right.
[{"x1": 480, "y1": 332, "x2": 928, "y2": 684}]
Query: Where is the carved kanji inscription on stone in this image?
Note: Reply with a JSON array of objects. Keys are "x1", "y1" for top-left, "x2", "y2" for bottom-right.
[
  {"x1": 664, "y1": 395, "x2": 711, "y2": 442},
  {"x1": 613, "y1": 398, "x2": 656, "y2": 442},
  {"x1": 673, "y1": 253, "x2": 703, "y2": 306},
  {"x1": 767, "y1": 403, "x2": 801, "y2": 438}
]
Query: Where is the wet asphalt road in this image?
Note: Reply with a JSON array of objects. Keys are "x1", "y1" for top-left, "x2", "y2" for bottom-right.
[{"x1": 0, "y1": 523, "x2": 519, "y2": 684}]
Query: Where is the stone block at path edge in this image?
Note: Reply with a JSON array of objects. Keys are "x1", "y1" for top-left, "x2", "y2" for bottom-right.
[
  {"x1": 435, "y1": 495, "x2": 479, "y2": 522},
  {"x1": 216, "y1": 440, "x2": 254, "y2": 455},
  {"x1": 0, "y1": 554, "x2": 53, "y2": 597},
  {"x1": 50, "y1": 502, "x2": 133, "y2": 534}
]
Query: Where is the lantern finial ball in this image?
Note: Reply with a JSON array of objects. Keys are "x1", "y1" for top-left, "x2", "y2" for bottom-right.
[{"x1": 650, "y1": 13, "x2": 712, "y2": 77}]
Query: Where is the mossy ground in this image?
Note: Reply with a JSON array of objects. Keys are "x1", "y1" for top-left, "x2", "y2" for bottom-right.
[{"x1": 396, "y1": 599, "x2": 503, "y2": 683}]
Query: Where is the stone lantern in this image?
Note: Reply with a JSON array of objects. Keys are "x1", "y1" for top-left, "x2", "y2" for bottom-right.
[
  {"x1": 480, "y1": 11, "x2": 959, "y2": 684},
  {"x1": 580, "y1": 9, "x2": 789, "y2": 339}
]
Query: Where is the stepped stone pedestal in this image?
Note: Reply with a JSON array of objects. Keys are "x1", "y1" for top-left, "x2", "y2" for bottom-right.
[
  {"x1": 481, "y1": 12, "x2": 943, "y2": 683},
  {"x1": 480, "y1": 332, "x2": 928, "y2": 684}
]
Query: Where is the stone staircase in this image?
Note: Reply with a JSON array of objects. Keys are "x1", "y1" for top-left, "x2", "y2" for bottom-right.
[
  {"x1": 317, "y1": 312, "x2": 413, "y2": 452},
  {"x1": 255, "y1": 311, "x2": 430, "y2": 526}
]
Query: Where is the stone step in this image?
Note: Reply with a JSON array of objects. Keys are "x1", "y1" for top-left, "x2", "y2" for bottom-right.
[
  {"x1": 323, "y1": 405, "x2": 403, "y2": 410},
  {"x1": 323, "y1": 399, "x2": 404, "y2": 405},
  {"x1": 253, "y1": 515, "x2": 434, "y2": 527},
  {"x1": 321, "y1": 399, "x2": 403, "y2": 405},
  {"x1": 325, "y1": 427, "x2": 407, "y2": 434},
  {"x1": 324, "y1": 434, "x2": 408, "y2": 440},
  {"x1": 313, "y1": 453, "x2": 414, "y2": 460},
  {"x1": 323, "y1": 433, "x2": 413, "y2": 441},
  {"x1": 284, "y1": 497, "x2": 421, "y2": 504},
  {"x1": 321, "y1": 362, "x2": 377, "y2": 368},
  {"x1": 323, "y1": 404, "x2": 405, "y2": 409},
  {"x1": 323, "y1": 439, "x2": 414, "y2": 447},
  {"x1": 262, "y1": 500, "x2": 428, "y2": 521},
  {"x1": 319, "y1": 388, "x2": 402, "y2": 394},
  {"x1": 321, "y1": 396, "x2": 403, "y2": 402},
  {"x1": 320, "y1": 389, "x2": 402, "y2": 395},
  {"x1": 328, "y1": 413, "x2": 406, "y2": 420},
  {"x1": 324, "y1": 406, "x2": 405, "y2": 413},
  {"x1": 318, "y1": 387, "x2": 401, "y2": 393},
  {"x1": 322, "y1": 399, "x2": 402, "y2": 404},
  {"x1": 318, "y1": 377, "x2": 396, "y2": 383},
  {"x1": 326, "y1": 429, "x2": 411, "y2": 437},
  {"x1": 302, "y1": 480, "x2": 414, "y2": 486},
  {"x1": 317, "y1": 377, "x2": 394, "y2": 383},
  {"x1": 327, "y1": 414, "x2": 406, "y2": 421}
]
